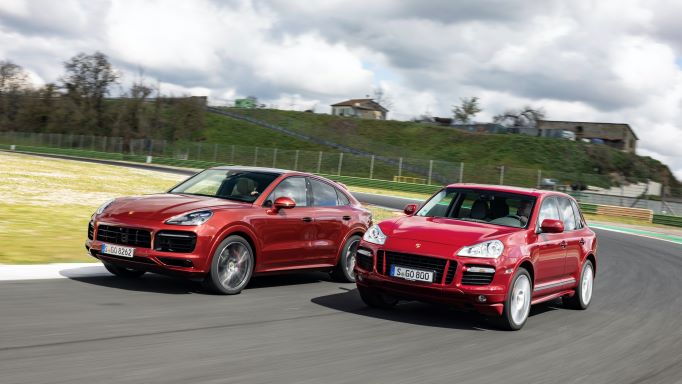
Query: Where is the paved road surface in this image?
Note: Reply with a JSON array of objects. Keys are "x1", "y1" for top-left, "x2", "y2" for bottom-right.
[{"x1": 1, "y1": 229, "x2": 681, "y2": 384}]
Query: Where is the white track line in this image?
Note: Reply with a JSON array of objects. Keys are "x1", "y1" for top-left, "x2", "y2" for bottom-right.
[
  {"x1": 590, "y1": 225, "x2": 682, "y2": 246},
  {"x1": 0, "y1": 263, "x2": 108, "y2": 281}
]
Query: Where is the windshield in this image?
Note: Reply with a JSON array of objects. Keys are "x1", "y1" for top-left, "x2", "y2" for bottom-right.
[
  {"x1": 416, "y1": 188, "x2": 536, "y2": 228},
  {"x1": 169, "y1": 169, "x2": 280, "y2": 203}
]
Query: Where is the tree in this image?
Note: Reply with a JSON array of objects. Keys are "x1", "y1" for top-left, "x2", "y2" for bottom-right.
[
  {"x1": 60, "y1": 52, "x2": 119, "y2": 133},
  {"x1": 0, "y1": 61, "x2": 30, "y2": 130},
  {"x1": 452, "y1": 96, "x2": 481, "y2": 124},
  {"x1": 0, "y1": 61, "x2": 28, "y2": 94},
  {"x1": 372, "y1": 86, "x2": 393, "y2": 110},
  {"x1": 493, "y1": 106, "x2": 545, "y2": 128}
]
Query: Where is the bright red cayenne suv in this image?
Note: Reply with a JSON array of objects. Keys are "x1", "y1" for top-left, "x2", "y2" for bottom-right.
[
  {"x1": 85, "y1": 167, "x2": 371, "y2": 294},
  {"x1": 354, "y1": 184, "x2": 597, "y2": 330}
]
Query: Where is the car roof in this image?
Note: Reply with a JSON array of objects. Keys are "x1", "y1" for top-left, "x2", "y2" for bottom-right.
[
  {"x1": 207, "y1": 166, "x2": 335, "y2": 180},
  {"x1": 209, "y1": 165, "x2": 295, "y2": 175},
  {"x1": 443, "y1": 183, "x2": 573, "y2": 199}
]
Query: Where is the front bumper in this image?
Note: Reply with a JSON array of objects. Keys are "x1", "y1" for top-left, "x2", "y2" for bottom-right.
[
  {"x1": 355, "y1": 239, "x2": 517, "y2": 316},
  {"x1": 85, "y1": 218, "x2": 215, "y2": 277}
]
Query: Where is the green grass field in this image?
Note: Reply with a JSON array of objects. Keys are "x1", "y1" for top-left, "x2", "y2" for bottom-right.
[
  {"x1": 0, "y1": 152, "x2": 185, "y2": 263},
  {"x1": 0, "y1": 152, "x2": 396, "y2": 264}
]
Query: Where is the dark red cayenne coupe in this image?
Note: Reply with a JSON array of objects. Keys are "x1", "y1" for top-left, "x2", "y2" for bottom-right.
[
  {"x1": 354, "y1": 184, "x2": 597, "y2": 330},
  {"x1": 85, "y1": 166, "x2": 371, "y2": 294}
]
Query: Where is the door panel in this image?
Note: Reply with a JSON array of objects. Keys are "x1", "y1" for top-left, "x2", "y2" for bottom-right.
[
  {"x1": 255, "y1": 176, "x2": 316, "y2": 270},
  {"x1": 308, "y1": 178, "x2": 348, "y2": 264},
  {"x1": 558, "y1": 197, "x2": 581, "y2": 277},
  {"x1": 533, "y1": 196, "x2": 567, "y2": 286}
]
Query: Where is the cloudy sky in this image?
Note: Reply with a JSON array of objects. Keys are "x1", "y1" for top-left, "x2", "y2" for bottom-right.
[{"x1": 1, "y1": 0, "x2": 682, "y2": 178}]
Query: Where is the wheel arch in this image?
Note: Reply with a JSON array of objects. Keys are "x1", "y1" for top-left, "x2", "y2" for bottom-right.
[{"x1": 209, "y1": 223, "x2": 261, "y2": 271}]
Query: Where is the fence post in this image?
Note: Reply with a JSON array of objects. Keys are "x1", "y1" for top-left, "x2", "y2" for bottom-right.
[
  {"x1": 428, "y1": 160, "x2": 433, "y2": 185},
  {"x1": 272, "y1": 148, "x2": 278, "y2": 168},
  {"x1": 459, "y1": 162, "x2": 464, "y2": 183},
  {"x1": 499, "y1": 165, "x2": 505, "y2": 185},
  {"x1": 537, "y1": 169, "x2": 542, "y2": 189},
  {"x1": 316, "y1": 151, "x2": 322, "y2": 173},
  {"x1": 369, "y1": 155, "x2": 375, "y2": 179},
  {"x1": 213, "y1": 143, "x2": 218, "y2": 162},
  {"x1": 294, "y1": 150, "x2": 299, "y2": 170},
  {"x1": 398, "y1": 157, "x2": 403, "y2": 177},
  {"x1": 57, "y1": 134, "x2": 62, "y2": 148},
  {"x1": 148, "y1": 139, "x2": 154, "y2": 156},
  {"x1": 254, "y1": 147, "x2": 259, "y2": 166},
  {"x1": 337, "y1": 152, "x2": 344, "y2": 176}
]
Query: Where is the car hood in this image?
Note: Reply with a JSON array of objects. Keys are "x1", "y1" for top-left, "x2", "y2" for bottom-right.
[
  {"x1": 381, "y1": 216, "x2": 520, "y2": 247},
  {"x1": 100, "y1": 193, "x2": 252, "y2": 221}
]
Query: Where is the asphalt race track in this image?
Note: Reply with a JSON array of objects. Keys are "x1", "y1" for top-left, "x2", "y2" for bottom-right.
[
  {"x1": 1, "y1": 229, "x2": 681, "y2": 383},
  {"x1": 2, "y1": 152, "x2": 682, "y2": 383}
]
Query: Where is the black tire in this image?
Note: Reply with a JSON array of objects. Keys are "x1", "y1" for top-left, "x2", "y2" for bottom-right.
[
  {"x1": 497, "y1": 268, "x2": 532, "y2": 331},
  {"x1": 203, "y1": 235, "x2": 255, "y2": 295},
  {"x1": 103, "y1": 262, "x2": 146, "y2": 278},
  {"x1": 357, "y1": 285, "x2": 398, "y2": 309},
  {"x1": 331, "y1": 235, "x2": 361, "y2": 283},
  {"x1": 563, "y1": 260, "x2": 594, "y2": 310}
]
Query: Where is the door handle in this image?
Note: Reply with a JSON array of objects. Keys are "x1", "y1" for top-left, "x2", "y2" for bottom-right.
[
  {"x1": 342, "y1": 216, "x2": 351, "y2": 221},
  {"x1": 579, "y1": 238, "x2": 585, "y2": 245},
  {"x1": 560, "y1": 241, "x2": 567, "y2": 249},
  {"x1": 302, "y1": 217, "x2": 313, "y2": 222}
]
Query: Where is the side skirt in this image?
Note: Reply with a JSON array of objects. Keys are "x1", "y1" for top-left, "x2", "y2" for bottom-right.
[{"x1": 531, "y1": 290, "x2": 575, "y2": 306}]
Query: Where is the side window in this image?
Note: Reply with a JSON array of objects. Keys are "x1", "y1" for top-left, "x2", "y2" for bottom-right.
[
  {"x1": 558, "y1": 197, "x2": 577, "y2": 231},
  {"x1": 267, "y1": 177, "x2": 308, "y2": 207},
  {"x1": 570, "y1": 199, "x2": 584, "y2": 229},
  {"x1": 537, "y1": 196, "x2": 560, "y2": 227},
  {"x1": 336, "y1": 189, "x2": 351, "y2": 206},
  {"x1": 310, "y1": 179, "x2": 338, "y2": 207}
]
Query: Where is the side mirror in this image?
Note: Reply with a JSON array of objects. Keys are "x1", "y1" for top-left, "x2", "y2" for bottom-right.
[
  {"x1": 540, "y1": 219, "x2": 564, "y2": 233},
  {"x1": 267, "y1": 197, "x2": 296, "y2": 214},
  {"x1": 404, "y1": 204, "x2": 417, "y2": 216}
]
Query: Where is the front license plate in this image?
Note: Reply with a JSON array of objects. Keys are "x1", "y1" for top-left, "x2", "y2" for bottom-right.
[
  {"x1": 101, "y1": 243, "x2": 135, "y2": 258},
  {"x1": 390, "y1": 265, "x2": 434, "y2": 283}
]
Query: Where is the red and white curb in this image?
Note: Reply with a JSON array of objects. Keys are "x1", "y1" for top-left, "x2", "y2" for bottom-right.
[{"x1": 0, "y1": 263, "x2": 108, "y2": 281}]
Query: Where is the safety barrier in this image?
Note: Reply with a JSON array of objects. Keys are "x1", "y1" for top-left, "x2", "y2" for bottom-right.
[
  {"x1": 5, "y1": 145, "x2": 682, "y2": 228},
  {"x1": 595, "y1": 204, "x2": 653, "y2": 222},
  {"x1": 652, "y1": 214, "x2": 682, "y2": 228}
]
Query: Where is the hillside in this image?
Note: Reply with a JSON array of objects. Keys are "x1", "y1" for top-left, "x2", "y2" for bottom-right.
[{"x1": 199, "y1": 108, "x2": 680, "y2": 194}]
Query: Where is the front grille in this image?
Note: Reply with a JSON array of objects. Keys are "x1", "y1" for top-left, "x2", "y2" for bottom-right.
[
  {"x1": 96, "y1": 225, "x2": 151, "y2": 248},
  {"x1": 376, "y1": 250, "x2": 385, "y2": 273},
  {"x1": 88, "y1": 222, "x2": 94, "y2": 240},
  {"x1": 356, "y1": 247, "x2": 373, "y2": 271},
  {"x1": 154, "y1": 231, "x2": 197, "y2": 253},
  {"x1": 461, "y1": 268, "x2": 495, "y2": 285},
  {"x1": 444, "y1": 261, "x2": 457, "y2": 284},
  {"x1": 383, "y1": 251, "x2": 447, "y2": 284}
]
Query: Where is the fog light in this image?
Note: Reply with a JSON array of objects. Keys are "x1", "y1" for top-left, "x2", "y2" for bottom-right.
[{"x1": 477, "y1": 295, "x2": 487, "y2": 303}]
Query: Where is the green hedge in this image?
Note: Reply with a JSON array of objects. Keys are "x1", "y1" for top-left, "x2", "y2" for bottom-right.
[
  {"x1": 653, "y1": 214, "x2": 682, "y2": 227},
  {"x1": 579, "y1": 203, "x2": 598, "y2": 214}
]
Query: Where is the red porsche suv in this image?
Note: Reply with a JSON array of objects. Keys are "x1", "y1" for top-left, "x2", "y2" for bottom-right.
[
  {"x1": 354, "y1": 184, "x2": 597, "y2": 330},
  {"x1": 85, "y1": 166, "x2": 371, "y2": 294}
]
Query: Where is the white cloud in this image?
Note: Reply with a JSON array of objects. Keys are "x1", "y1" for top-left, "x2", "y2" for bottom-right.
[{"x1": 1, "y1": 0, "x2": 681, "y2": 178}]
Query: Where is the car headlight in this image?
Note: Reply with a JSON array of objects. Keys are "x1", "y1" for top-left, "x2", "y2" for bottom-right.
[
  {"x1": 457, "y1": 240, "x2": 504, "y2": 259},
  {"x1": 166, "y1": 210, "x2": 213, "y2": 226},
  {"x1": 363, "y1": 224, "x2": 387, "y2": 245},
  {"x1": 95, "y1": 199, "x2": 114, "y2": 215}
]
